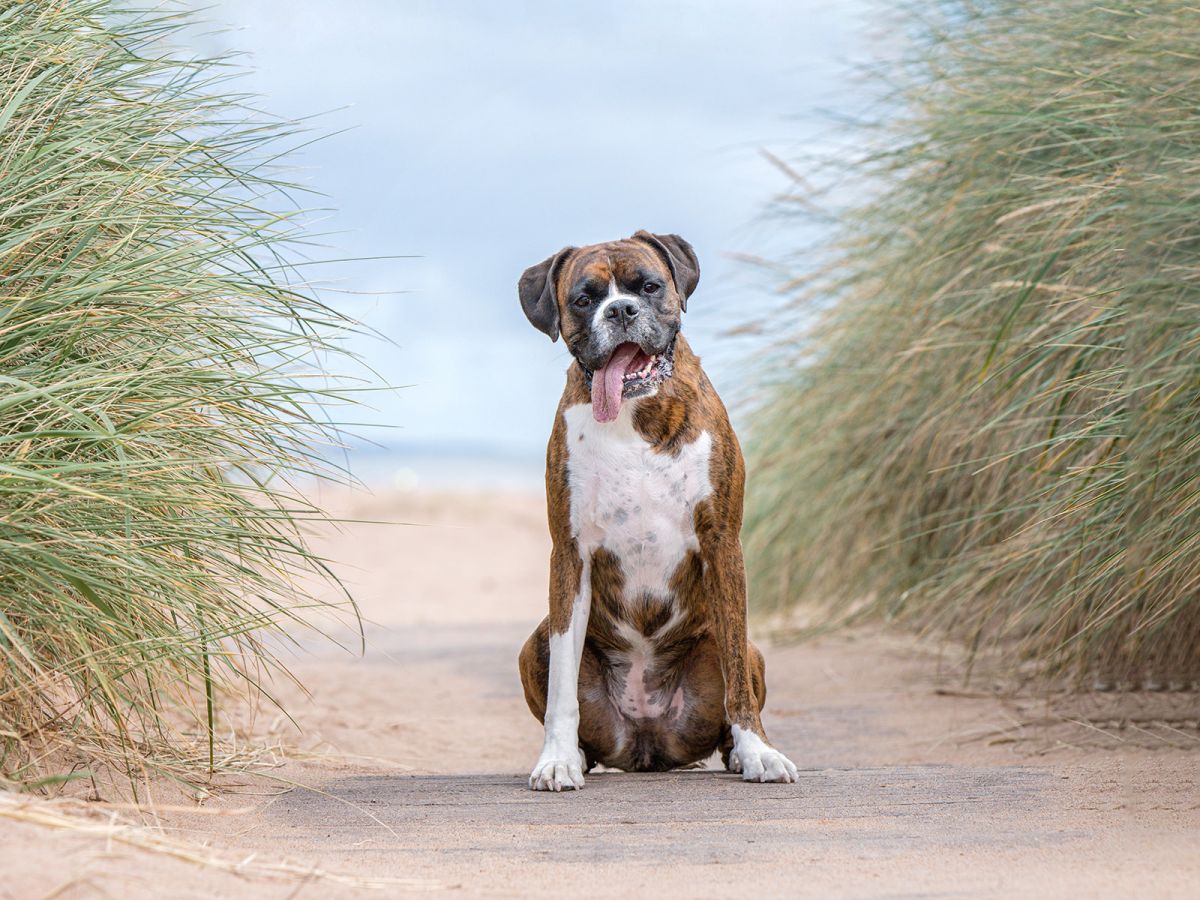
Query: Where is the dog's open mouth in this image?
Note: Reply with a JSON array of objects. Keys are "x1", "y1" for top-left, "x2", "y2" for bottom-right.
[{"x1": 586, "y1": 341, "x2": 675, "y2": 423}]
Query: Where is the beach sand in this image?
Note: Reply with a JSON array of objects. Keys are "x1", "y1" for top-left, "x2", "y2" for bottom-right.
[{"x1": 2, "y1": 487, "x2": 1197, "y2": 898}]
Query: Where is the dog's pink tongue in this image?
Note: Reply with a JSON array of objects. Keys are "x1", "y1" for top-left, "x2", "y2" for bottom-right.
[{"x1": 591, "y1": 343, "x2": 640, "y2": 424}]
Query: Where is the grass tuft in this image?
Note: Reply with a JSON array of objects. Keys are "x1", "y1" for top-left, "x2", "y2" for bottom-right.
[
  {"x1": 0, "y1": 2, "x2": 364, "y2": 788},
  {"x1": 744, "y1": 0, "x2": 1200, "y2": 686}
]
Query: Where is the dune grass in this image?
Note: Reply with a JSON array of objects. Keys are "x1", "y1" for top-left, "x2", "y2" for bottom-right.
[
  {"x1": 744, "y1": 1, "x2": 1200, "y2": 686},
  {"x1": 0, "y1": 2, "x2": 363, "y2": 789}
]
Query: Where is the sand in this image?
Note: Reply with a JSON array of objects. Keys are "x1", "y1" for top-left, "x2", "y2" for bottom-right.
[{"x1": 2, "y1": 487, "x2": 1197, "y2": 899}]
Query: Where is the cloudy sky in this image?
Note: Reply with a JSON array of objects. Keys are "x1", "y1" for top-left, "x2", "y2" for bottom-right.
[{"x1": 187, "y1": 1, "x2": 872, "y2": 478}]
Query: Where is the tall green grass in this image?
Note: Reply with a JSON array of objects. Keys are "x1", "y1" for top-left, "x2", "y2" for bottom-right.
[
  {"x1": 745, "y1": 1, "x2": 1200, "y2": 686},
  {"x1": 0, "y1": 2, "x2": 361, "y2": 788}
]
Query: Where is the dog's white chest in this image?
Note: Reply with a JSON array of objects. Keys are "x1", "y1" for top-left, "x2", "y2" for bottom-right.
[{"x1": 563, "y1": 403, "x2": 713, "y2": 599}]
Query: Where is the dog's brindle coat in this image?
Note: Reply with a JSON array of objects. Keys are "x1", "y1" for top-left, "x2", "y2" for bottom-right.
[{"x1": 517, "y1": 231, "x2": 797, "y2": 791}]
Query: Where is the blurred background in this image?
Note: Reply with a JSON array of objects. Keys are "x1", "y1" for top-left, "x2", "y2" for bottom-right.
[{"x1": 187, "y1": 0, "x2": 872, "y2": 489}]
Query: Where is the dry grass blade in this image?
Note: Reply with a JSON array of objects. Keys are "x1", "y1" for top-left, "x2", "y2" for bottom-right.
[{"x1": 0, "y1": 793, "x2": 445, "y2": 891}]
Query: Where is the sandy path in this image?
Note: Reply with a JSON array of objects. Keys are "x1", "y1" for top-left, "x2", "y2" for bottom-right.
[{"x1": 4, "y1": 488, "x2": 1198, "y2": 898}]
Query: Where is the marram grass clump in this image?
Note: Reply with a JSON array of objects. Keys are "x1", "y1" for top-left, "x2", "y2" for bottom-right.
[
  {"x1": 0, "y1": 3, "x2": 361, "y2": 788},
  {"x1": 744, "y1": 0, "x2": 1200, "y2": 686}
]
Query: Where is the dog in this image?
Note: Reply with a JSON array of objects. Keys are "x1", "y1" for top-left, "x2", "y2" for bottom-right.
[{"x1": 517, "y1": 230, "x2": 797, "y2": 791}]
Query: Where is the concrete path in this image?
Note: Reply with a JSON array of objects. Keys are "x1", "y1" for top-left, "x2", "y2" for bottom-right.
[
  {"x1": 273, "y1": 765, "x2": 1054, "y2": 867},
  {"x1": 4, "y1": 490, "x2": 1197, "y2": 898},
  {"x1": 167, "y1": 491, "x2": 1200, "y2": 897}
]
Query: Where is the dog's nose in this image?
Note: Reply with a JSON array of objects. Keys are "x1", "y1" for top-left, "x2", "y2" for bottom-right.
[{"x1": 606, "y1": 300, "x2": 640, "y2": 327}]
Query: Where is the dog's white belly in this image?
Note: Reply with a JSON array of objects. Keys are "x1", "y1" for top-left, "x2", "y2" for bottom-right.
[{"x1": 563, "y1": 402, "x2": 713, "y2": 600}]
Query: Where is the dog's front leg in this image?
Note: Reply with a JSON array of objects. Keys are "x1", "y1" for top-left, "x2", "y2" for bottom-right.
[
  {"x1": 529, "y1": 549, "x2": 590, "y2": 791},
  {"x1": 708, "y1": 537, "x2": 798, "y2": 784}
]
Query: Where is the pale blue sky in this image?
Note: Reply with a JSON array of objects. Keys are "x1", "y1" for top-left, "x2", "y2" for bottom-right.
[{"x1": 188, "y1": 1, "x2": 872, "y2": 472}]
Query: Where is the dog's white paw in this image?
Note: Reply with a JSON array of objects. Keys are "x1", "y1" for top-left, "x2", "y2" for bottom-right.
[
  {"x1": 729, "y1": 726, "x2": 797, "y2": 784},
  {"x1": 528, "y1": 745, "x2": 586, "y2": 792}
]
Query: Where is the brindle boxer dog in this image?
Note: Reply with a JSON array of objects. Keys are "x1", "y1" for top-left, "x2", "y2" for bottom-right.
[{"x1": 517, "y1": 230, "x2": 797, "y2": 791}]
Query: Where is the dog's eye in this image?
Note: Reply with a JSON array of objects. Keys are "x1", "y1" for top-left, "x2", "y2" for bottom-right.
[
  {"x1": 642, "y1": 282, "x2": 661, "y2": 295},
  {"x1": 573, "y1": 295, "x2": 590, "y2": 308}
]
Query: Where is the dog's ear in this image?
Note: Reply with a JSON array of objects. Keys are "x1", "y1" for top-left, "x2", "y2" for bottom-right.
[
  {"x1": 632, "y1": 231, "x2": 700, "y2": 311},
  {"x1": 519, "y1": 246, "x2": 574, "y2": 342}
]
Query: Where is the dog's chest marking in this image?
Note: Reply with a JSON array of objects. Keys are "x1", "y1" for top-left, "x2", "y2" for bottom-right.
[
  {"x1": 564, "y1": 402, "x2": 712, "y2": 731},
  {"x1": 563, "y1": 402, "x2": 713, "y2": 601}
]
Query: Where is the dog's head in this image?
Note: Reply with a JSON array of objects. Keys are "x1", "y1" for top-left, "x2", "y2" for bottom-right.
[{"x1": 518, "y1": 230, "x2": 699, "y2": 422}]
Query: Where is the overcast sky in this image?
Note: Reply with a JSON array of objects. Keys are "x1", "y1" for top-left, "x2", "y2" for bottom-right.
[{"x1": 186, "y1": 1, "x2": 872, "y2": 470}]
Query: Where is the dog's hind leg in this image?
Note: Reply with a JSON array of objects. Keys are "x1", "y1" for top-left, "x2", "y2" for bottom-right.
[
  {"x1": 518, "y1": 617, "x2": 552, "y2": 723},
  {"x1": 748, "y1": 640, "x2": 767, "y2": 711}
]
